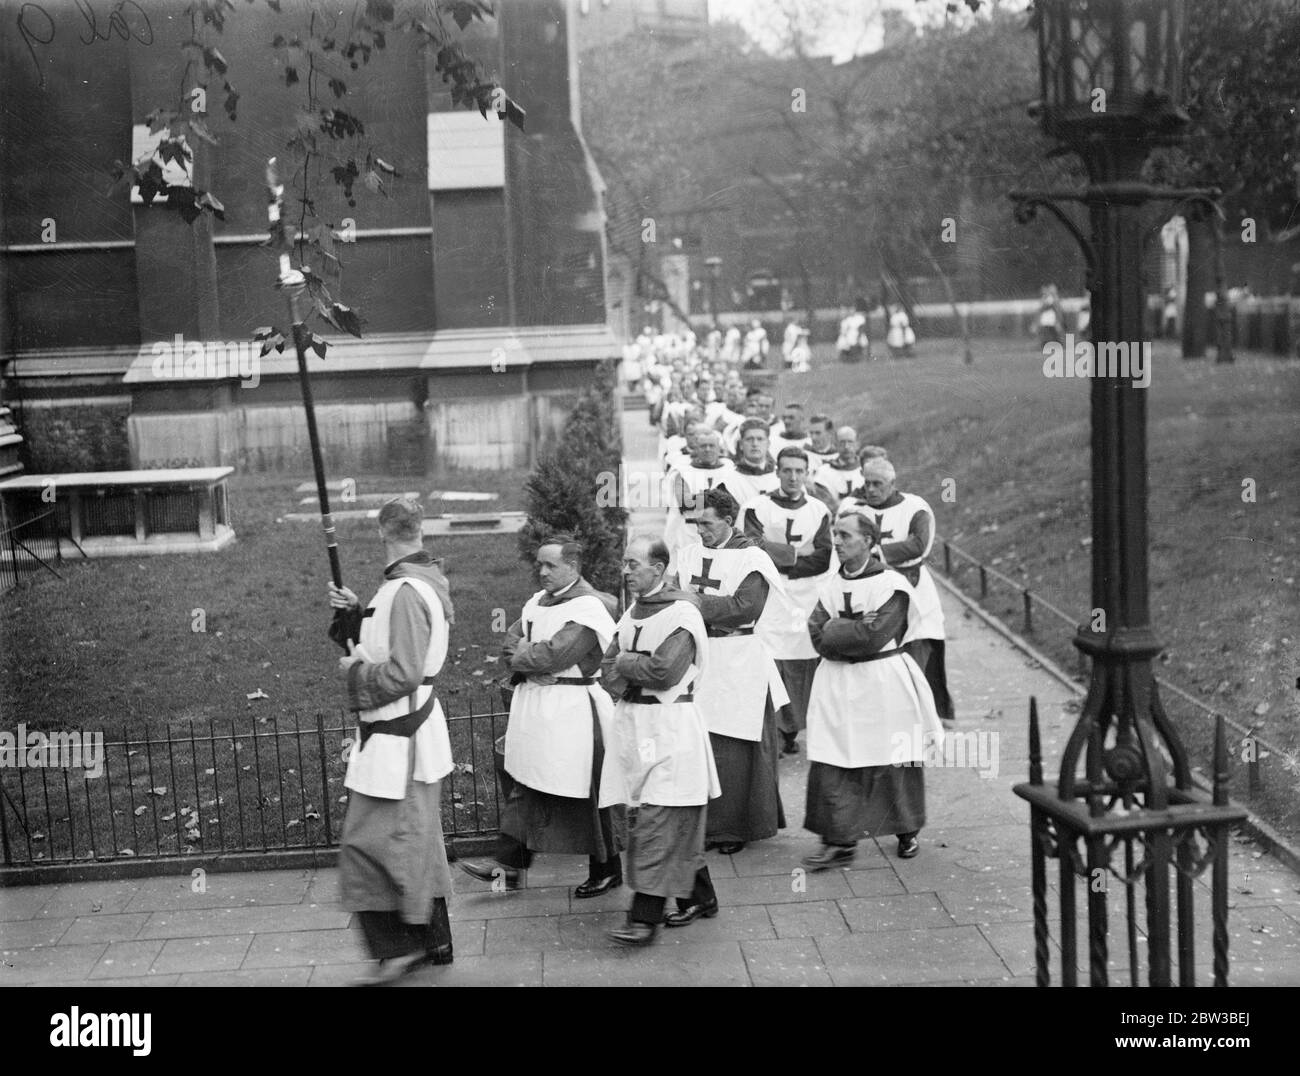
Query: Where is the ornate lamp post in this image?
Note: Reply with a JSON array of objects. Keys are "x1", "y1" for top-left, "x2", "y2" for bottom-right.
[{"x1": 1010, "y1": 0, "x2": 1246, "y2": 987}]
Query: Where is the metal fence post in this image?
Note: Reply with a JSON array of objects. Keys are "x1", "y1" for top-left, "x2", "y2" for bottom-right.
[
  {"x1": 979, "y1": 565, "x2": 988, "y2": 599},
  {"x1": 1023, "y1": 590, "x2": 1034, "y2": 635}
]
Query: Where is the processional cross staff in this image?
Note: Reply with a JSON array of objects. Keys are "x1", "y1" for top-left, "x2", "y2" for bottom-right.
[{"x1": 264, "y1": 157, "x2": 346, "y2": 642}]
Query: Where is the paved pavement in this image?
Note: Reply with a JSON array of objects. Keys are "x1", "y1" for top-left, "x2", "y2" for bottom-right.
[{"x1": 2, "y1": 409, "x2": 1297, "y2": 987}]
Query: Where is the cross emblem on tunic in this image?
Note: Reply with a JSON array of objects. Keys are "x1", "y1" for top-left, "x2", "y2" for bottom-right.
[
  {"x1": 784, "y1": 517, "x2": 803, "y2": 545},
  {"x1": 689, "y1": 558, "x2": 723, "y2": 593},
  {"x1": 839, "y1": 593, "x2": 863, "y2": 620},
  {"x1": 874, "y1": 513, "x2": 894, "y2": 540},
  {"x1": 628, "y1": 624, "x2": 652, "y2": 655}
]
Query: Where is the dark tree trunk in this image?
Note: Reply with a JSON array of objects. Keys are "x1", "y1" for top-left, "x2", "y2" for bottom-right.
[
  {"x1": 1182, "y1": 212, "x2": 1213, "y2": 359},
  {"x1": 920, "y1": 238, "x2": 974, "y2": 364},
  {"x1": 1212, "y1": 213, "x2": 1234, "y2": 363}
]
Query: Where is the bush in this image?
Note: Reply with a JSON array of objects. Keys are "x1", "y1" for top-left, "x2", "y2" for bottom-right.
[{"x1": 519, "y1": 359, "x2": 627, "y2": 595}]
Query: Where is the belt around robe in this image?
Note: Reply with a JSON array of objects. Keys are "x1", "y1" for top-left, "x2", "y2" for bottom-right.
[
  {"x1": 623, "y1": 683, "x2": 695, "y2": 704},
  {"x1": 358, "y1": 676, "x2": 438, "y2": 746},
  {"x1": 552, "y1": 675, "x2": 597, "y2": 685},
  {"x1": 836, "y1": 647, "x2": 906, "y2": 666},
  {"x1": 705, "y1": 626, "x2": 755, "y2": 638}
]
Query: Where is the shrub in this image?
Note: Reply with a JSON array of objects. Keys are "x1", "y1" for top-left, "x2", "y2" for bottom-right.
[{"x1": 519, "y1": 359, "x2": 627, "y2": 596}]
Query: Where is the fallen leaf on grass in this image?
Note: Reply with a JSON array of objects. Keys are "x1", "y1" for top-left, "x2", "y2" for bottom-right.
[{"x1": 246, "y1": 688, "x2": 269, "y2": 701}]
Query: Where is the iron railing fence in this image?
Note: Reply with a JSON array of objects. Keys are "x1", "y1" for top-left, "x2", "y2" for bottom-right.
[
  {"x1": 936, "y1": 536, "x2": 1300, "y2": 842},
  {"x1": 1, "y1": 694, "x2": 508, "y2": 868},
  {"x1": 0, "y1": 506, "x2": 62, "y2": 597}
]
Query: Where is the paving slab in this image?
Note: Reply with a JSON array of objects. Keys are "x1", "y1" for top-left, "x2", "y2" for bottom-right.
[
  {"x1": 34, "y1": 880, "x2": 143, "y2": 918},
  {"x1": 740, "y1": 938, "x2": 834, "y2": 987},
  {"x1": 838, "y1": 892, "x2": 959, "y2": 933},
  {"x1": 44, "y1": 975, "x2": 183, "y2": 988},
  {"x1": 136, "y1": 904, "x2": 351, "y2": 939},
  {"x1": 542, "y1": 941, "x2": 751, "y2": 988},
  {"x1": 766, "y1": 900, "x2": 850, "y2": 940},
  {"x1": 58, "y1": 912, "x2": 152, "y2": 945},
  {"x1": 152, "y1": 934, "x2": 254, "y2": 975},
  {"x1": 0, "y1": 942, "x2": 107, "y2": 985},
  {"x1": 0, "y1": 916, "x2": 73, "y2": 947},
  {"x1": 408, "y1": 952, "x2": 544, "y2": 988},
  {"x1": 241, "y1": 928, "x2": 367, "y2": 969},
  {"x1": 88, "y1": 939, "x2": 164, "y2": 979},
  {"x1": 935, "y1": 884, "x2": 1038, "y2": 926},
  {"x1": 711, "y1": 869, "x2": 853, "y2": 907},
  {"x1": 0, "y1": 886, "x2": 54, "y2": 920},
  {"x1": 121, "y1": 870, "x2": 311, "y2": 913},
  {"x1": 819, "y1": 926, "x2": 1008, "y2": 986},
  {"x1": 176, "y1": 966, "x2": 313, "y2": 987},
  {"x1": 451, "y1": 886, "x2": 573, "y2": 920},
  {"x1": 843, "y1": 869, "x2": 908, "y2": 898}
]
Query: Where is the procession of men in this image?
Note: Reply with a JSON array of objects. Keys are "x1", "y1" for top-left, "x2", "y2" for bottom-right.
[{"x1": 331, "y1": 337, "x2": 955, "y2": 977}]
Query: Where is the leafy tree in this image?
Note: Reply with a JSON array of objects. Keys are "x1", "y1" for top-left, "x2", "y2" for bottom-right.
[
  {"x1": 107, "y1": 0, "x2": 524, "y2": 353},
  {"x1": 1149, "y1": 0, "x2": 1300, "y2": 359}
]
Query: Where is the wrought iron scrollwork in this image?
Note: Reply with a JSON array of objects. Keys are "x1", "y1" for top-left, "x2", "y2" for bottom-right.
[
  {"x1": 1010, "y1": 191, "x2": 1098, "y2": 287},
  {"x1": 1103, "y1": 834, "x2": 1152, "y2": 887},
  {"x1": 1173, "y1": 827, "x2": 1219, "y2": 881}
]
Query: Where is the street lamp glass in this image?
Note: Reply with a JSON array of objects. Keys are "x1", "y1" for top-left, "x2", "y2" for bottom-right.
[{"x1": 1034, "y1": 0, "x2": 1187, "y2": 143}]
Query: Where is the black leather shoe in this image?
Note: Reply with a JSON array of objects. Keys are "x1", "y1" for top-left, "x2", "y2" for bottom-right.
[
  {"x1": 574, "y1": 874, "x2": 622, "y2": 899},
  {"x1": 424, "y1": 943, "x2": 454, "y2": 967},
  {"x1": 801, "y1": 843, "x2": 856, "y2": 871},
  {"x1": 897, "y1": 835, "x2": 920, "y2": 859},
  {"x1": 458, "y1": 859, "x2": 522, "y2": 890},
  {"x1": 607, "y1": 920, "x2": 658, "y2": 946},
  {"x1": 714, "y1": 842, "x2": 746, "y2": 855},
  {"x1": 664, "y1": 899, "x2": 720, "y2": 927}
]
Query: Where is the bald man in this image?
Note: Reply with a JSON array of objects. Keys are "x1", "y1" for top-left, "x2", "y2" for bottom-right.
[{"x1": 839, "y1": 458, "x2": 954, "y2": 723}]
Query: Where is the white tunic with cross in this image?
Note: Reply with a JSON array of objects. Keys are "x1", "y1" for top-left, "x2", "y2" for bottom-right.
[
  {"x1": 599, "y1": 600, "x2": 721, "y2": 809},
  {"x1": 741, "y1": 492, "x2": 836, "y2": 660},
  {"x1": 663, "y1": 459, "x2": 737, "y2": 568},
  {"x1": 504, "y1": 591, "x2": 617, "y2": 799},
  {"x1": 806, "y1": 569, "x2": 944, "y2": 769},
  {"x1": 838, "y1": 492, "x2": 945, "y2": 641},
  {"x1": 677, "y1": 543, "x2": 792, "y2": 741}
]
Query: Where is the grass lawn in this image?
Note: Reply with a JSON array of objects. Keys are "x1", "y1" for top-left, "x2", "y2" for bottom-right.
[
  {"x1": 0, "y1": 468, "x2": 543, "y2": 862},
  {"x1": 778, "y1": 337, "x2": 1300, "y2": 840}
]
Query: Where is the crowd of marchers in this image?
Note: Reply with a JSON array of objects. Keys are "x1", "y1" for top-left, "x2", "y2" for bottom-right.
[{"x1": 320, "y1": 328, "x2": 955, "y2": 981}]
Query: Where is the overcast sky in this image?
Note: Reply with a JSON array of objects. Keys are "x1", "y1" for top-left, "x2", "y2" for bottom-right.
[{"x1": 708, "y1": 0, "x2": 983, "y2": 61}]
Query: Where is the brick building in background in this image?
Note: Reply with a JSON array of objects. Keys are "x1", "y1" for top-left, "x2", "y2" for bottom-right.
[{"x1": 0, "y1": 0, "x2": 616, "y2": 474}]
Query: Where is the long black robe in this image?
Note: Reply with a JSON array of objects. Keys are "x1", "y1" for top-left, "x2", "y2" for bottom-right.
[
  {"x1": 690, "y1": 533, "x2": 786, "y2": 843},
  {"x1": 495, "y1": 577, "x2": 628, "y2": 862},
  {"x1": 803, "y1": 562, "x2": 926, "y2": 842}
]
